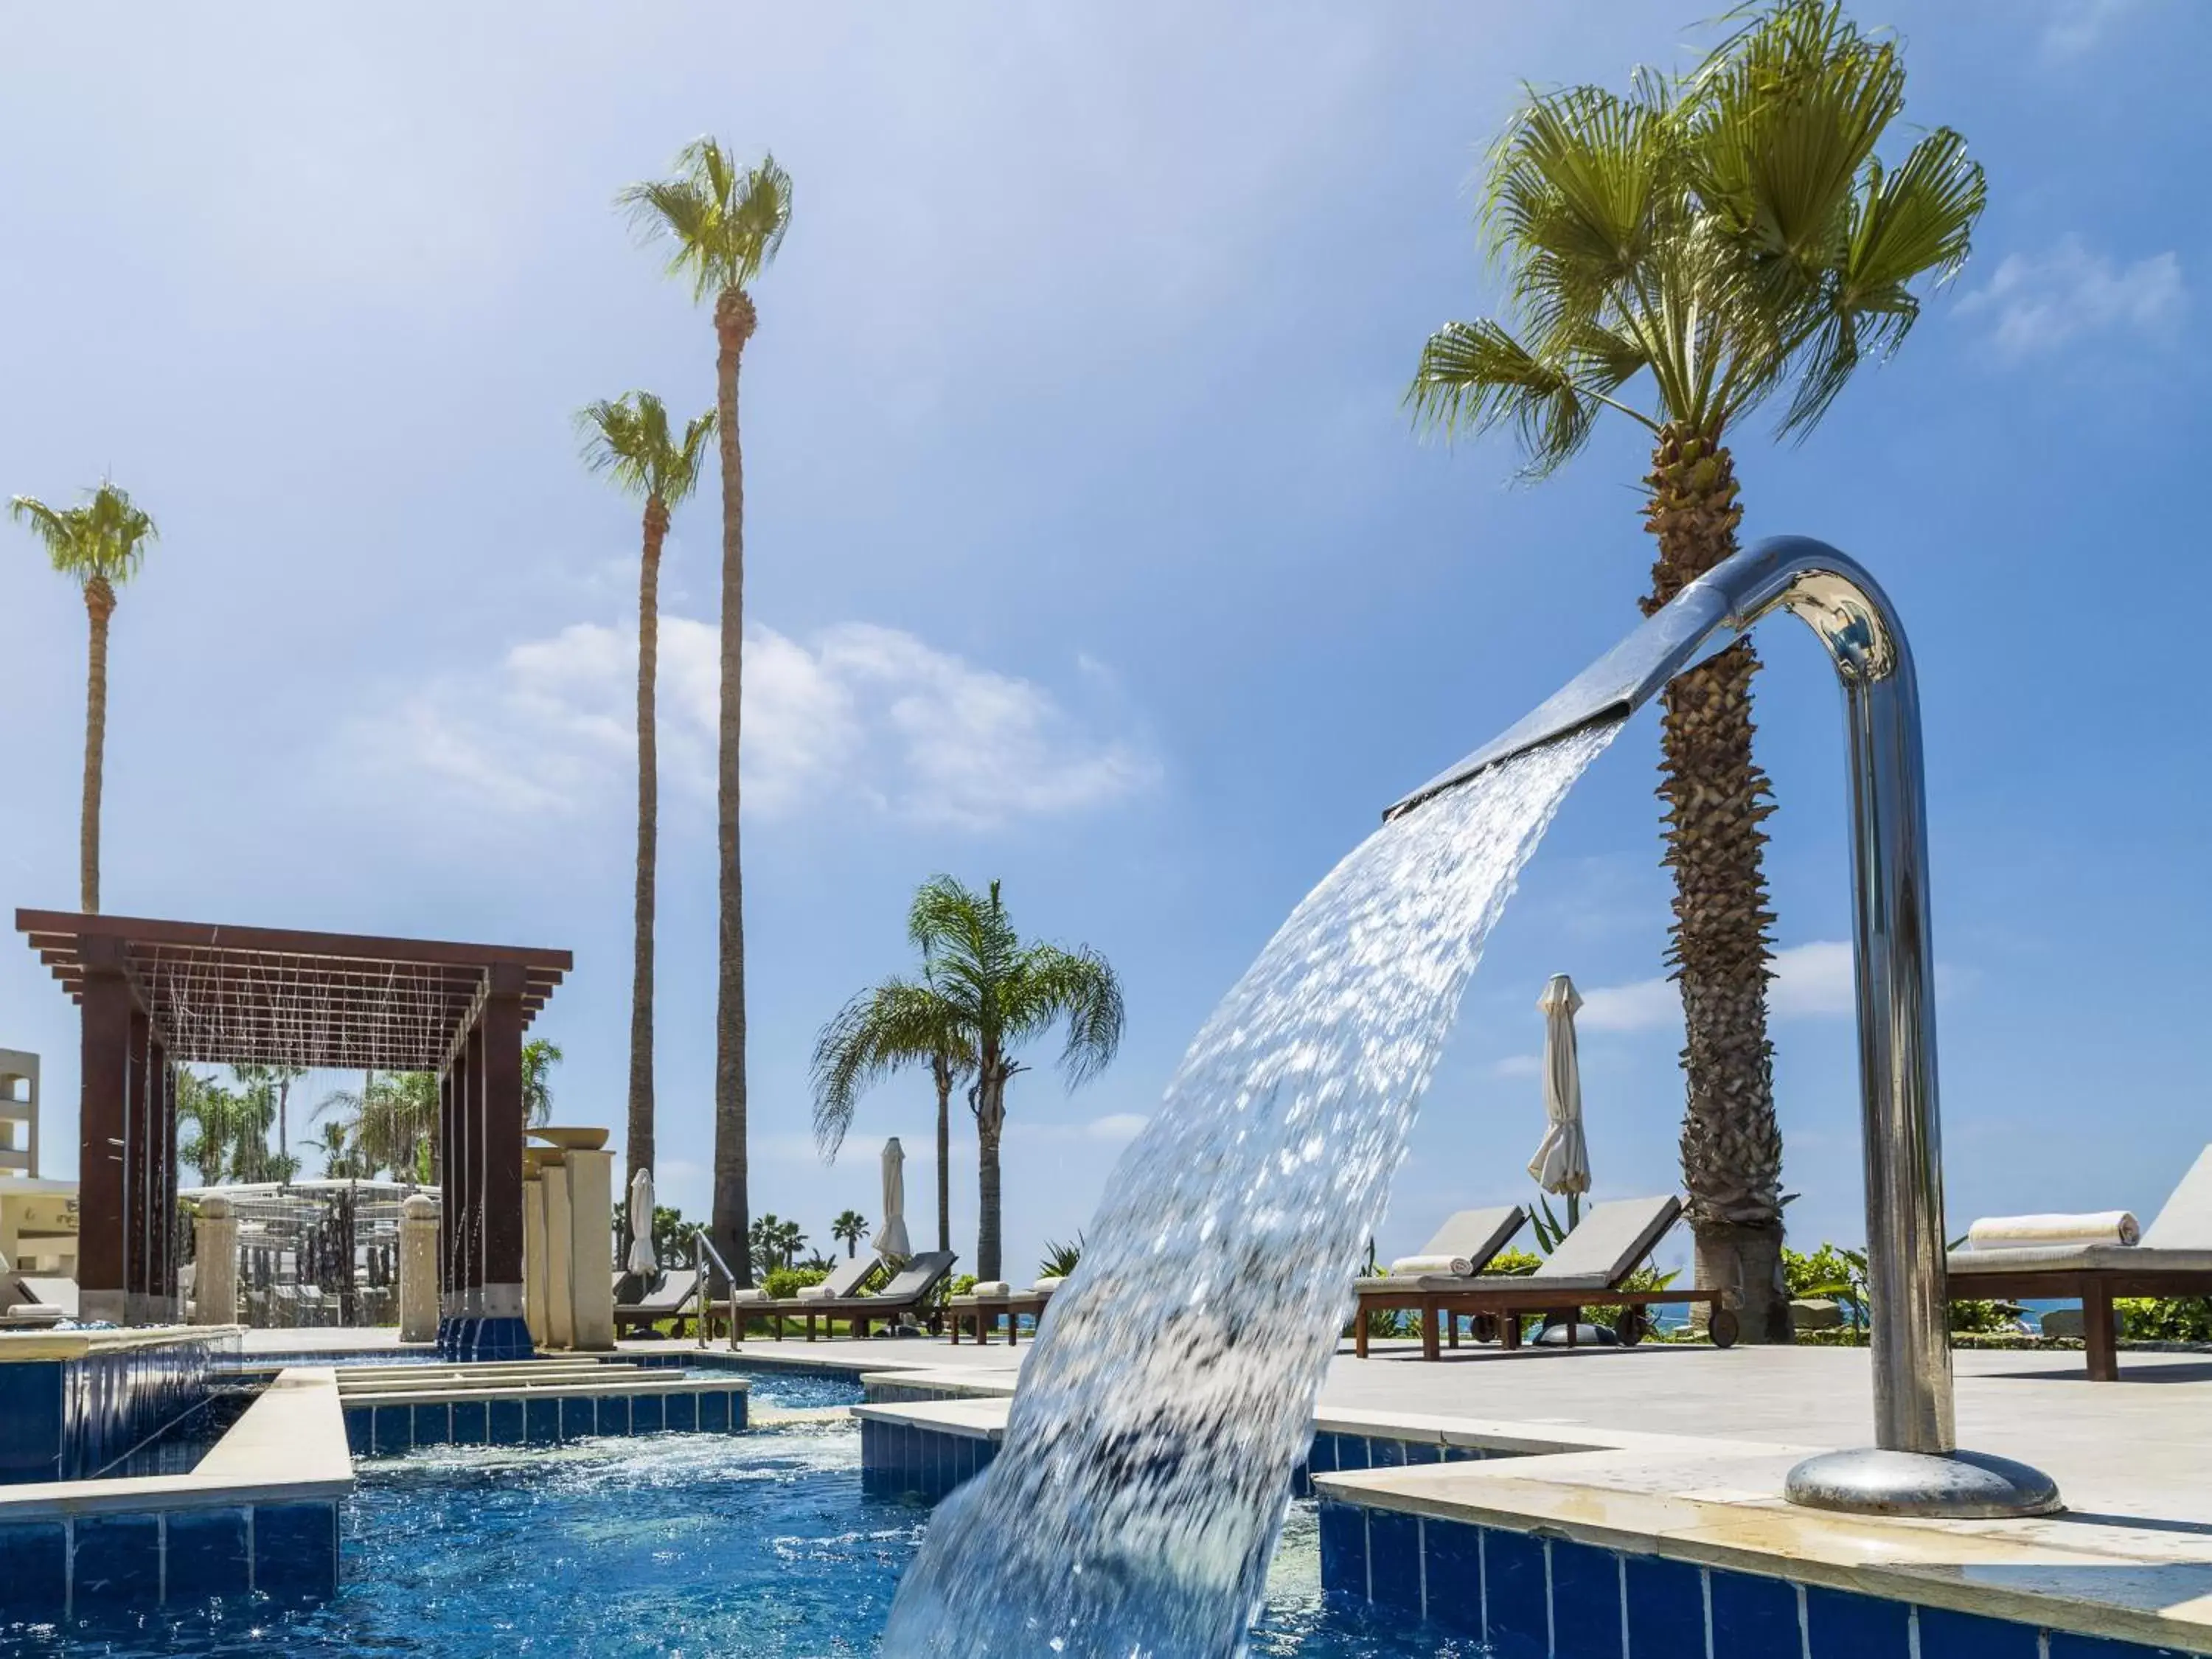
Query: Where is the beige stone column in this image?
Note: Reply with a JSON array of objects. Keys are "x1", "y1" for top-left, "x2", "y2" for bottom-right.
[
  {"x1": 542, "y1": 1161, "x2": 575, "y2": 1349},
  {"x1": 398, "y1": 1193, "x2": 441, "y2": 1343},
  {"x1": 523, "y1": 1164, "x2": 549, "y2": 1348},
  {"x1": 190, "y1": 1195, "x2": 238, "y2": 1326},
  {"x1": 564, "y1": 1148, "x2": 616, "y2": 1351}
]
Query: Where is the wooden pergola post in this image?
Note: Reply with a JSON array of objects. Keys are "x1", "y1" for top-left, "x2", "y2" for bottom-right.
[
  {"x1": 474, "y1": 964, "x2": 529, "y2": 1359},
  {"x1": 77, "y1": 936, "x2": 132, "y2": 1326}
]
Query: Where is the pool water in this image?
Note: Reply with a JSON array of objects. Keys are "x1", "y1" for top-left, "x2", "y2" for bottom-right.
[{"x1": 0, "y1": 1425, "x2": 1468, "y2": 1657}]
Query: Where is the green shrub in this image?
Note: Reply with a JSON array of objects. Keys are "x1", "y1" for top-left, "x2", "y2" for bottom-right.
[
  {"x1": 762, "y1": 1265, "x2": 829, "y2": 1301},
  {"x1": 2118, "y1": 1296, "x2": 2212, "y2": 1342},
  {"x1": 1487, "y1": 1248, "x2": 1542, "y2": 1277},
  {"x1": 1947, "y1": 1298, "x2": 2023, "y2": 1335}
]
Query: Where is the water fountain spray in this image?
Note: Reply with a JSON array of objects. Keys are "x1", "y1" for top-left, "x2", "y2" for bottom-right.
[{"x1": 1391, "y1": 535, "x2": 2061, "y2": 1520}]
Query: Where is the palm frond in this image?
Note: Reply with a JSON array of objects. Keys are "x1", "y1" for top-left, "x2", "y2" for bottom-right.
[
  {"x1": 1006, "y1": 943, "x2": 1126, "y2": 1087},
  {"x1": 1408, "y1": 320, "x2": 1607, "y2": 475},
  {"x1": 619, "y1": 138, "x2": 794, "y2": 302},
  {"x1": 10, "y1": 483, "x2": 157, "y2": 588},
  {"x1": 578, "y1": 391, "x2": 717, "y2": 507},
  {"x1": 809, "y1": 977, "x2": 976, "y2": 1160}
]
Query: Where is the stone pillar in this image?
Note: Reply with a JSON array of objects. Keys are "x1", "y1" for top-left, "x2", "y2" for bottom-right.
[
  {"x1": 522, "y1": 1164, "x2": 549, "y2": 1349},
  {"x1": 77, "y1": 938, "x2": 132, "y2": 1326},
  {"x1": 541, "y1": 1160, "x2": 575, "y2": 1349},
  {"x1": 566, "y1": 1147, "x2": 616, "y2": 1352},
  {"x1": 398, "y1": 1193, "x2": 440, "y2": 1343},
  {"x1": 190, "y1": 1194, "x2": 238, "y2": 1326}
]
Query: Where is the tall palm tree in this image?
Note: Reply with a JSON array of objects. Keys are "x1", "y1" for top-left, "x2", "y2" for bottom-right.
[
  {"x1": 10, "y1": 481, "x2": 159, "y2": 912},
  {"x1": 620, "y1": 139, "x2": 793, "y2": 1286},
  {"x1": 1408, "y1": 0, "x2": 1982, "y2": 1340},
  {"x1": 313, "y1": 1071, "x2": 439, "y2": 1183},
  {"x1": 831, "y1": 1208, "x2": 869, "y2": 1258},
  {"x1": 811, "y1": 959, "x2": 977, "y2": 1257},
  {"x1": 918, "y1": 877, "x2": 1123, "y2": 1282},
  {"x1": 580, "y1": 392, "x2": 715, "y2": 1192}
]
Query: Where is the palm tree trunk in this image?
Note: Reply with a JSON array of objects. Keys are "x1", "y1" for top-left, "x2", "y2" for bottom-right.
[
  {"x1": 974, "y1": 1070, "x2": 1006, "y2": 1282},
  {"x1": 709, "y1": 285, "x2": 759, "y2": 1286},
  {"x1": 933, "y1": 1057, "x2": 953, "y2": 1255},
  {"x1": 628, "y1": 499, "x2": 667, "y2": 1191},
  {"x1": 81, "y1": 580, "x2": 114, "y2": 913},
  {"x1": 1644, "y1": 426, "x2": 1790, "y2": 1344}
]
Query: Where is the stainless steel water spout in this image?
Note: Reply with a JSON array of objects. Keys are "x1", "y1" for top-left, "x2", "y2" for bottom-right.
[{"x1": 1392, "y1": 535, "x2": 2060, "y2": 1519}]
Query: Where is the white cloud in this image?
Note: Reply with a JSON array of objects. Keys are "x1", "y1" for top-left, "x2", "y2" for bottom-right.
[
  {"x1": 1959, "y1": 237, "x2": 2185, "y2": 361},
  {"x1": 343, "y1": 614, "x2": 1159, "y2": 831},
  {"x1": 1577, "y1": 975, "x2": 1681, "y2": 1034},
  {"x1": 2040, "y1": 0, "x2": 2138, "y2": 60},
  {"x1": 1574, "y1": 940, "x2": 1868, "y2": 1034},
  {"x1": 1490, "y1": 1054, "x2": 1543, "y2": 1079}
]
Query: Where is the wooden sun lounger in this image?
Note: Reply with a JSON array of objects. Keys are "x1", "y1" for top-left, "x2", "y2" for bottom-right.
[
  {"x1": 1352, "y1": 1195, "x2": 1733, "y2": 1360},
  {"x1": 1947, "y1": 1145, "x2": 2212, "y2": 1381},
  {"x1": 945, "y1": 1282, "x2": 1059, "y2": 1346},
  {"x1": 613, "y1": 1267, "x2": 701, "y2": 1336},
  {"x1": 733, "y1": 1252, "x2": 958, "y2": 1342}
]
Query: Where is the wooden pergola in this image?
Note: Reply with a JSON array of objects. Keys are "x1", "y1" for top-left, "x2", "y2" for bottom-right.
[{"x1": 17, "y1": 908, "x2": 570, "y2": 1354}]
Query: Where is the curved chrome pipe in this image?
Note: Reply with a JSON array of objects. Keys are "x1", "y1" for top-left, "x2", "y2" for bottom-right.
[{"x1": 1390, "y1": 536, "x2": 2058, "y2": 1514}]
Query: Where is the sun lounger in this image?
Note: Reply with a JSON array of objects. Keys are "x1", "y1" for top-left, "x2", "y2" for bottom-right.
[
  {"x1": 755, "y1": 1251, "x2": 958, "y2": 1342},
  {"x1": 1, "y1": 1254, "x2": 67, "y2": 1327},
  {"x1": 613, "y1": 1266, "x2": 701, "y2": 1336},
  {"x1": 727, "y1": 1253, "x2": 885, "y2": 1338},
  {"x1": 1352, "y1": 1194, "x2": 1730, "y2": 1360},
  {"x1": 945, "y1": 1274, "x2": 1065, "y2": 1347},
  {"x1": 1948, "y1": 1144, "x2": 2212, "y2": 1380}
]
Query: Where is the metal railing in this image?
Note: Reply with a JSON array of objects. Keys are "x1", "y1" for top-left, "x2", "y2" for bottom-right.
[{"x1": 688, "y1": 1225, "x2": 743, "y2": 1352}]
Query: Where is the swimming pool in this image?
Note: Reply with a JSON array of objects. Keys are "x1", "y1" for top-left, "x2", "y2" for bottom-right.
[{"x1": 0, "y1": 1422, "x2": 1466, "y2": 1656}]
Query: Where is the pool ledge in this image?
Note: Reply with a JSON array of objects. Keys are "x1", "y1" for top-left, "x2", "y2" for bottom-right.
[{"x1": 1317, "y1": 1432, "x2": 2212, "y2": 1656}]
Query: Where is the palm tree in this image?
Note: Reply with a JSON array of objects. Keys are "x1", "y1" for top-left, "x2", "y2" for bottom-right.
[
  {"x1": 810, "y1": 958, "x2": 977, "y2": 1257},
  {"x1": 10, "y1": 481, "x2": 159, "y2": 912},
  {"x1": 313, "y1": 1071, "x2": 439, "y2": 1182},
  {"x1": 748, "y1": 1212, "x2": 806, "y2": 1276},
  {"x1": 1408, "y1": 0, "x2": 1982, "y2": 1340},
  {"x1": 521, "y1": 1038, "x2": 563, "y2": 1127},
  {"x1": 831, "y1": 1208, "x2": 868, "y2": 1259},
  {"x1": 178, "y1": 1069, "x2": 247, "y2": 1184},
  {"x1": 620, "y1": 139, "x2": 794, "y2": 1285},
  {"x1": 916, "y1": 877, "x2": 1121, "y2": 1282},
  {"x1": 579, "y1": 391, "x2": 715, "y2": 1193}
]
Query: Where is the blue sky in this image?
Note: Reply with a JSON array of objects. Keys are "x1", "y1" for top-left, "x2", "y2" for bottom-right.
[{"x1": 1, "y1": 1, "x2": 2204, "y2": 1280}]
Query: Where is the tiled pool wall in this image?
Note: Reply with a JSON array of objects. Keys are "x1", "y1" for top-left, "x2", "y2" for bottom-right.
[
  {"x1": 0, "y1": 1332, "x2": 238, "y2": 1485},
  {"x1": 1292, "y1": 1429, "x2": 1498, "y2": 1498},
  {"x1": 1315, "y1": 1500, "x2": 2197, "y2": 1659},
  {"x1": 344, "y1": 1385, "x2": 748, "y2": 1455},
  {"x1": 859, "y1": 1418, "x2": 999, "y2": 1500},
  {"x1": 0, "y1": 1498, "x2": 338, "y2": 1619}
]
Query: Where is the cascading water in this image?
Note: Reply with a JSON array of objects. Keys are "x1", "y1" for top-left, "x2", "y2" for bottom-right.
[{"x1": 882, "y1": 719, "x2": 1623, "y2": 1658}]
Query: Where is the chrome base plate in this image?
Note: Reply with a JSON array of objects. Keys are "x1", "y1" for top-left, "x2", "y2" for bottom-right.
[{"x1": 1784, "y1": 1448, "x2": 2063, "y2": 1519}]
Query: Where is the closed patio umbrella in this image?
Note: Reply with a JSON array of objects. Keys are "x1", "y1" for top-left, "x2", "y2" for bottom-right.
[
  {"x1": 626, "y1": 1166, "x2": 658, "y2": 1276},
  {"x1": 874, "y1": 1138, "x2": 912, "y2": 1261},
  {"x1": 1527, "y1": 973, "x2": 1591, "y2": 1206}
]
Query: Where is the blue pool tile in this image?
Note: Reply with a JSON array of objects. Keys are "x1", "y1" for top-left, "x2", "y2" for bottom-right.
[
  {"x1": 372, "y1": 1406, "x2": 411, "y2": 1457},
  {"x1": 488, "y1": 1398, "x2": 525, "y2": 1446},
  {"x1": 0, "y1": 1520, "x2": 67, "y2": 1616},
  {"x1": 1401, "y1": 1441, "x2": 1441, "y2": 1464},
  {"x1": 561, "y1": 1396, "x2": 597, "y2": 1440},
  {"x1": 1551, "y1": 1538, "x2": 1623, "y2": 1659},
  {"x1": 1367, "y1": 1509, "x2": 1422, "y2": 1615},
  {"x1": 73, "y1": 1512, "x2": 161, "y2": 1604},
  {"x1": 525, "y1": 1396, "x2": 561, "y2": 1446},
  {"x1": 1306, "y1": 1432, "x2": 1336, "y2": 1475},
  {"x1": 1369, "y1": 1436, "x2": 1407, "y2": 1468},
  {"x1": 412, "y1": 1402, "x2": 451, "y2": 1447},
  {"x1": 344, "y1": 1409, "x2": 371, "y2": 1456},
  {"x1": 1421, "y1": 1517, "x2": 1484, "y2": 1638},
  {"x1": 1806, "y1": 1585, "x2": 1910, "y2": 1658},
  {"x1": 698, "y1": 1390, "x2": 728, "y2": 1433},
  {"x1": 1483, "y1": 1528, "x2": 1548, "y2": 1659},
  {"x1": 165, "y1": 1509, "x2": 251, "y2": 1601},
  {"x1": 1624, "y1": 1554, "x2": 1705, "y2": 1658},
  {"x1": 598, "y1": 1394, "x2": 632, "y2": 1436},
  {"x1": 1332, "y1": 1432, "x2": 1370, "y2": 1472},
  {"x1": 0, "y1": 1361, "x2": 63, "y2": 1484},
  {"x1": 1709, "y1": 1568, "x2": 1799, "y2": 1659},
  {"x1": 451, "y1": 1399, "x2": 487, "y2": 1445},
  {"x1": 665, "y1": 1392, "x2": 697, "y2": 1433},
  {"x1": 631, "y1": 1394, "x2": 665, "y2": 1433},
  {"x1": 1916, "y1": 1607, "x2": 2048, "y2": 1659},
  {"x1": 2048, "y1": 1633, "x2": 2190, "y2": 1659},
  {"x1": 254, "y1": 1502, "x2": 338, "y2": 1603},
  {"x1": 1443, "y1": 1444, "x2": 1485, "y2": 1462},
  {"x1": 1318, "y1": 1502, "x2": 1366, "y2": 1603},
  {"x1": 730, "y1": 1391, "x2": 748, "y2": 1432}
]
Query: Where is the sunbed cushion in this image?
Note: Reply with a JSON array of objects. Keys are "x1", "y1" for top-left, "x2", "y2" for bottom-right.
[
  {"x1": 1948, "y1": 1244, "x2": 2212, "y2": 1276},
  {"x1": 1966, "y1": 1212, "x2": 2138, "y2": 1250},
  {"x1": 1531, "y1": 1195, "x2": 1681, "y2": 1284},
  {"x1": 819, "y1": 1254, "x2": 880, "y2": 1298},
  {"x1": 1354, "y1": 1270, "x2": 1618, "y2": 1294},
  {"x1": 2144, "y1": 1146, "x2": 2212, "y2": 1251},
  {"x1": 1419, "y1": 1206, "x2": 1528, "y2": 1267}
]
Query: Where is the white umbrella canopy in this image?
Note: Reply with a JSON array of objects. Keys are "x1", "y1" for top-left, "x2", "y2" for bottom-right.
[
  {"x1": 1526, "y1": 973, "x2": 1592, "y2": 1199},
  {"x1": 874, "y1": 1138, "x2": 912, "y2": 1261},
  {"x1": 626, "y1": 1167, "x2": 658, "y2": 1276}
]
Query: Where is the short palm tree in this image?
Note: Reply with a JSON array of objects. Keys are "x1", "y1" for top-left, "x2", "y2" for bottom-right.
[
  {"x1": 313, "y1": 1071, "x2": 439, "y2": 1183},
  {"x1": 10, "y1": 481, "x2": 159, "y2": 912},
  {"x1": 580, "y1": 391, "x2": 714, "y2": 1192},
  {"x1": 620, "y1": 139, "x2": 793, "y2": 1285},
  {"x1": 924, "y1": 877, "x2": 1123, "y2": 1282},
  {"x1": 1408, "y1": 0, "x2": 1982, "y2": 1340},
  {"x1": 521, "y1": 1038, "x2": 563, "y2": 1127},
  {"x1": 811, "y1": 953, "x2": 978, "y2": 1258},
  {"x1": 831, "y1": 1208, "x2": 869, "y2": 1259}
]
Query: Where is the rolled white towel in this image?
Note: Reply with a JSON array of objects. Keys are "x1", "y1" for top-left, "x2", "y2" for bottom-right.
[
  {"x1": 1389, "y1": 1253, "x2": 1475, "y2": 1278},
  {"x1": 1965, "y1": 1211, "x2": 2140, "y2": 1251},
  {"x1": 796, "y1": 1283, "x2": 835, "y2": 1301},
  {"x1": 727, "y1": 1287, "x2": 769, "y2": 1304},
  {"x1": 1032, "y1": 1276, "x2": 1065, "y2": 1292},
  {"x1": 969, "y1": 1280, "x2": 1012, "y2": 1298}
]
